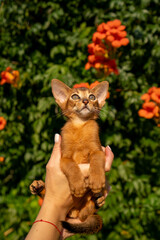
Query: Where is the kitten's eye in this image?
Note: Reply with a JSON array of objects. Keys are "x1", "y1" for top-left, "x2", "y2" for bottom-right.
[
  {"x1": 89, "y1": 94, "x2": 96, "y2": 100},
  {"x1": 71, "y1": 94, "x2": 80, "y2": 100}
]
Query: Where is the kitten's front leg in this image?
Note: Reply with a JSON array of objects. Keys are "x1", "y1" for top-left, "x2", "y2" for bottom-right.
[
  {"x1": 61, "y1": 157, "x2": 87, "y2": 197},
  {"x1": 89, "y1": 151, "x2": 106, "y2": 193}
]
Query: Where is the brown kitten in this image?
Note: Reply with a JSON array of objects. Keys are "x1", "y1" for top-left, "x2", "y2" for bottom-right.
[{"x1": 30, "y1": 79, "x2": 109, "y2": 234}]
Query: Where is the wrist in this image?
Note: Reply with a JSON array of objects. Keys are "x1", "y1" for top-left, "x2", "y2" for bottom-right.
[
  {"x1": 42, "y1": 196, "x2": 68, "y2": 218},
  {"x1": 26, "y1": 197, "x2": 65, "y2": 240}
]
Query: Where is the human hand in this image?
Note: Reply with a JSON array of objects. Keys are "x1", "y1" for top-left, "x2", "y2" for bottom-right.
[
  {"x1": 44, "y1": 134, "x2": 72, "y2": 212},
  {"x1": 44, "y1": 134, "x2": 90, "y2": 213},
  {"x1": 102, "y1": 145, "x2": 114, "y2": 172},
  {"x1": 44, "y1": 134, "x2": 114, "y2": 239}
]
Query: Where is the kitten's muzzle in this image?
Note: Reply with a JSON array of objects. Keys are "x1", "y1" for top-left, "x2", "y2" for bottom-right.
[
  {"x1": 82, "y1": 99, "x2": 89, "y2": 105},
  {"x1": 80, "y1": 105, "x2": 90, "y2": 112}
]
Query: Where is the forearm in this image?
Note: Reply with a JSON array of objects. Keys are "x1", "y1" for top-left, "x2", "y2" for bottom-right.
[{"x1": 25, "y1": 197, "x2": 67, "y2": 240}]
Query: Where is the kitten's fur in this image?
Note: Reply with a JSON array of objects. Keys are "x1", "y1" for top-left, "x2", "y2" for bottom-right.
[{"x1": 30, "y1": 79, "x2": 109, "y2": 234}]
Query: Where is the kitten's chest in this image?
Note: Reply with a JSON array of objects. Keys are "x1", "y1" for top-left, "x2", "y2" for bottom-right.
[
  {"x1": 63, "y1": 131, "x2": 91, "y2": 164},
  {"x1": 62, "y1": 125, "x2": 90, "y2": 149},
  {"x1": 61, "y1": 120, "x2": 100, "y2": 163}
]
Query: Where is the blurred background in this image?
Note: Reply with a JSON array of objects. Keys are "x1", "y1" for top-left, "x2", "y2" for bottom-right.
[{"x1": 0, "y1": 0, "x2": 160, "y2": 239}]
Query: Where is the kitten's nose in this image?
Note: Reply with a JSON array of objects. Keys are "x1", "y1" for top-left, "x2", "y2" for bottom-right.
[{"x1": 83, "y1": 99, "x2": 89, "y2": 105}]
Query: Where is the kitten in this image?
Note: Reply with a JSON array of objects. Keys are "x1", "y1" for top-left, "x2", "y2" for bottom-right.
[{"x1": 30, "y1": 79, "x2": 109, "y2": 234}]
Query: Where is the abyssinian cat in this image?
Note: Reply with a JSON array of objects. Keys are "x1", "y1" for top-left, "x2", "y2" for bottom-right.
[{"x1": 30, "y1": 79, "x2": 109, "y2": 234}]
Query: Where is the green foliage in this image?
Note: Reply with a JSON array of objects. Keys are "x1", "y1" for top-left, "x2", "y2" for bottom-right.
[{"x1": 0, "y1": 0, "x2": 160, "y2": 239}]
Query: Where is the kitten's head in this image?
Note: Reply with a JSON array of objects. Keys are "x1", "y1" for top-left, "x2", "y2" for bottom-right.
[{"x1": 51, "y1": 79, "x2": 109, "y2": 120}]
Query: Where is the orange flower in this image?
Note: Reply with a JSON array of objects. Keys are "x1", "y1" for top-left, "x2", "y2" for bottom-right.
[
  {"x1": 38, "y1": 197, "x2": 43, "y2": 206},
  {"x1": 73, "y1": 81, "x2": 110, "y2": 99},
  {"x1": 0, "y1": 157, "x2": 5, "y2": 162},
  {"x1": 0, "y1": 71, "x2": 14, "y2": 84},
  {"x1": 112, "y1": 40, "x2": 121, "y2": 48},
  {"x1": 120, "y1": 38, "x2": 129, "y2": 46},
  {"x1": 106, "y1": 35, "x2": 115, "y2": 42},
  {"x1": 86, "y1": 54, "x2": 119, "y2": 75},
  {"x1": 118, "y1": 25, "x2": 126, "y2": 31},
  {"x1": 88, "y1": 55, "x2": 96, "y2": 63},
  {"x1": 103, "y1": 59, "x2": 119, "y2": 75},
  {"x1": 93, "y1": 44, "x2": 106, "y2": 56},
  {"x1": 6, "y1": 67, "x2": 12, "y2": 72},
  {"x1": 141, "y1": 93, "x2": 150, "y2": 102},
  {"x1": 141, "y1": 87, "x2": 159, "y2": 102},
  {"x1": 85, "y1": 19, "x2": 129, "y2": 75},
  {"x1": 87, "y1": 43, "x2": 95, "y2": 54},
  {"x1": 148, "y1": 86, "x2": 157, "y2": 94},
  {"x1": 0, "y1": 67, "x2": 20, "y2": 87},
  {"x1": 92, "y1": 32, "x2": 106, "y2": 44},
  {"x1": 0, "y1": 78, "x2": 8, "y2": 85},
  {"x1": 89, "y1": 81, "x2": 100, "y2": 89},
  {"x1": 138, "y1": 102, "x2": 159, "y2": 119},
  {"x1": 106, "y1": 92, "x2": 110, "y2": 99},
  {"x1": 97, "y1": 19, "x2": 129, "y2": 48},
  {"x1": 73, "y1": 83, "x2": 90, "y2": 89},
  {"x1": 97, "y1": 22, "x2": 108, "y2": 33},
  {"x1": 95, "y1": 19, "x2": 129, "y2": 48},
  {"x1": 0, "y1": 117, "x2": 7, "y2": 130},
  {"x1": 116, "y1": 89, "x2": 122, "y2": 92},
  {"x1": 85, "y1": 62, "x2": 92, "y2": 70},
  {"x1": 151, "y1": 88, "x2": 160, "y2": 104},
  {"x1": 94, "y1": 62, "x2": 102, "y2": 69}
]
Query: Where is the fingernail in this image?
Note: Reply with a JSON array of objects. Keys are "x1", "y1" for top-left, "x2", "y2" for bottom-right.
[
  {"x1": 54, "y1": 133, "x2": 60, "y2": 143},
  {"x1": 107, "y1": 145, "x2": 112, "y2": 151}
]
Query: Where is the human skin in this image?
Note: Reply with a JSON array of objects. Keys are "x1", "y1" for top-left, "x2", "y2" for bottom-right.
[{"x1": 25, "y1": 134, "x2": 114, "y2": 240}]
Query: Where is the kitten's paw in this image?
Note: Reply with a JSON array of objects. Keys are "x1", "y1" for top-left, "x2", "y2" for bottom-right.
[
  {"x1": 96, "y1": 195, "x2": 105, "y2": 208},
  {"x1": 68, "y1": 208, "x2": 79, "y2": 219},
  {"x1": 89, "y1": 173, "x2": 105, "y2": 194},
  {"x1": 30, "y1": 180, "x2": 45, "y2": 196},
  {"x1": 70, "y1": 180, "x2": 86, "y2": 198}
]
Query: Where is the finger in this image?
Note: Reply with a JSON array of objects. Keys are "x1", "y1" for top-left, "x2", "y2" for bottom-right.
[
  {"x1": 52, "y1": 133, "x2": 61, "y2": 155},
  {"x1": 101, "y1": 146, "x2": 105, "y2": 152},
  {"x1": 62, "y1": 230, "x2": 74, "y2": 239},
  {"x1": 46, "y1": 134, "x2": 61, "y2": 168},
  {"x1": 105, "y1": 146, "x2": 114, "y2": 172},
  {"x1": 62, "y1": 228, "x2": 75, "y2": 239}
]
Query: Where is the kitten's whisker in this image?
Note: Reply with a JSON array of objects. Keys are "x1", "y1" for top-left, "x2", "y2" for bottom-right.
[{"x1": 51, "y1": 109, "x2": 65, "y2": 119}]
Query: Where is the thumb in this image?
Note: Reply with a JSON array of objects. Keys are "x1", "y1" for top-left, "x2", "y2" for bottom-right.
[
  {"x1": 47, "y1": 134, "x2": 61, "y2": 167},
  {"x1": 52, "y1": 133, "x2": 61, "y2": 154}
]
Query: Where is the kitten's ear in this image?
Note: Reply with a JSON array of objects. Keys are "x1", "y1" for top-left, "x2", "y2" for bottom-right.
[
  {"x1": 51, "y1": 79, "x2": 71, "y2": 109},
  {"x1": 92, "y1": 81, "x2": 109, "y2": 108}
]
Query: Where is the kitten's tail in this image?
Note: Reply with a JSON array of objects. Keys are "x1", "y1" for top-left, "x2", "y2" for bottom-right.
[{"x1": 61, "y1": 214, "x2": 102, "y2": 234}]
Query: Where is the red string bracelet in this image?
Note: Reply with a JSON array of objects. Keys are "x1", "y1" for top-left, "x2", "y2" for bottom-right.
[{"x1": 33, "y1": 219, "x2": 62, "y2": 235}]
